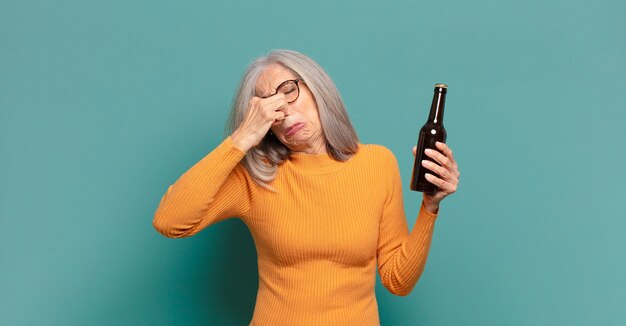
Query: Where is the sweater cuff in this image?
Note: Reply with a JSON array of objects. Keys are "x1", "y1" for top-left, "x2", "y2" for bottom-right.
[
  {"x1": 224, "y1": 136, "x2": 247, "y2": 156},
  {"x1": 419, "y1": 201, "x2": 439, "y2": 220}
]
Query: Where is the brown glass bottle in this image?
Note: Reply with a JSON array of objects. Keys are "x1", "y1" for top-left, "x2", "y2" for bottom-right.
[{"x1": 410, "y1": 84, "x2": 448, "y2": 194}]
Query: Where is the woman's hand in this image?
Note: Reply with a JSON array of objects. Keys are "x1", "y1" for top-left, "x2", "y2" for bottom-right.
[
  {"x1": 412, "y1": 141, "x2": 460, "y2": 214},
  {"x1": 230, "y1": 93, "x2": 287, "y2": 152}
]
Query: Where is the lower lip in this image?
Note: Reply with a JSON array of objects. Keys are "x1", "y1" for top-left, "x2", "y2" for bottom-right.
[{"x1": 286, "y1": 123, "x2": 305, "y2": 136}]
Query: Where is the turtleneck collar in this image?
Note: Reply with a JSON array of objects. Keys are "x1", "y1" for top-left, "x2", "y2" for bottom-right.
[{"x1": 286, "y1": 147, "x2": 359, "y2": 174}]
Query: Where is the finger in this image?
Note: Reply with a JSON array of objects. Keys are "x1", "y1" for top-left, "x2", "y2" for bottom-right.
[
  {"x1": 436, "y1": 141, "x2": 457, "y2": 167},
  {"x1": 256, "y1": 94, "x2": 286, "y2": 112},
  {"x1": 429, "y1": 145, "x2": 460, "y2": 179},
  {"x1": 421, "y1": 159, "x2": 454, "y2": 182},
  {"x1": 256, "y1": 96, "x2": 287, "y2": 122},
  {"x1": 249, "y1": 95, "x2": 280, "y2": 114},
  {"x1": 263, "y1": 93, "x2": 286, "y2": 108},
  {"x1": 259, "y1": 91, "x2": 285, "y2": 101},
  {"x1": 272, "y1": 110, "x2": 285, "y2": 123},
  {"x1": 424, "y1": 173, "x2": 447, "y2": 188},
  {"x1": 424, "y1": 148, "x2": 451, "y2": 168},
  {"x1": 435, "y1": 143, "x2": 460, "y2": 178},
  {"x1": 424, "y1": 173, "x2": 458, "y2": 194},
  {"x1": 435, "y1": 142, "x2": 454, "y2": 159},
  {"x1": 412, "y1": 146, "x2": 417, "y2": 157}
]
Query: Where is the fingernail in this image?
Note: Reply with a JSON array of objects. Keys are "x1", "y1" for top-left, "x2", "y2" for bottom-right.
[{"x1": 421, "y1": 160, "x2": 427, "y2": 165}]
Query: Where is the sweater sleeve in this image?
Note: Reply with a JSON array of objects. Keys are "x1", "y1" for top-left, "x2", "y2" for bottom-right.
[
  {"x1": 376, "y1": 149, "x2": 438, "y2": 296},
  {"x1": 152, "y1": 136, "x2": 254, "y2": 238}
]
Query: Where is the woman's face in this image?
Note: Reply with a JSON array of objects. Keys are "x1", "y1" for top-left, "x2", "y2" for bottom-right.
[{"x1": 255, "y1": 63, "x2": 325, "y2": 154}]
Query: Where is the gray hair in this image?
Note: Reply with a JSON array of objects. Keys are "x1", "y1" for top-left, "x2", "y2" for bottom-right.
[{"x1": 226, "y1": 49, "x2": 359, "y2": 189}]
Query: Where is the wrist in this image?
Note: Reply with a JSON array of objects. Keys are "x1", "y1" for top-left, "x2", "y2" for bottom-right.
[
  {"x1": 230, "y1": 130, "x2": 254, "y2": 153},
  {"x1": 422, "y1": 197, "x2": 440, "y2": 214}
]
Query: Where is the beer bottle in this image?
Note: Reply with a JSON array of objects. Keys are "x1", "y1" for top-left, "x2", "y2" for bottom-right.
[{"x1": 410, "y1": 83, "x2": 448, "y2": 194}]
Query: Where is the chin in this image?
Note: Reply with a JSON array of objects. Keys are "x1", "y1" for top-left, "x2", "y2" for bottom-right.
[{"x1": 282, "y1": 134, "x2": 309, "y2": 147}]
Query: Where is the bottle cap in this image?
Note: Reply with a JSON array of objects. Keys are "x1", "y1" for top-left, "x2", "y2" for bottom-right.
[{"x1": 435, "y1": 83, "x2": 448, "y2": 89}]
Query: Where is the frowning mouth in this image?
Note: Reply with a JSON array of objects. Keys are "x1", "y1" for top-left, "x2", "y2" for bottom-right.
[{"x1": 285, "y1": 122, "x2": 305, "y2": 136}]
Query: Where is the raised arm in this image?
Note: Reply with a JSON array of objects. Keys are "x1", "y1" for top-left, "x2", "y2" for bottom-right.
[
  {"x1": 154, "y1": 87, "x2": 292, "y2": 238},
  {"x1": 376, "y1": 151, "x2": 439, "y2": 296},
  {"x1": 152, "y1": 136, "x2": 254, "y2": 238}
]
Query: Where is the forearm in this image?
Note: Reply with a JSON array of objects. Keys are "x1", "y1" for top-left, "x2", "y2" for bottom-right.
[
  {"x1": 379, "y1": 203, "x2": 438, "y2": 296},
  {"x1": 153, "y1": 136, "x2": 248, "y2": 237}
]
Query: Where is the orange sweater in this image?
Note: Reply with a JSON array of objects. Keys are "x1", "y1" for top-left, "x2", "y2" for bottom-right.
[{"x1": 153, "y1": 136, "x2": 439, "y2": 326}]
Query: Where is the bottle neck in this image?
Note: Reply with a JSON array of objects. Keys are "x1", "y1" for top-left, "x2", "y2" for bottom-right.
[{"x1": 428, "y1": 88, "x2": 446, "y2": 124}]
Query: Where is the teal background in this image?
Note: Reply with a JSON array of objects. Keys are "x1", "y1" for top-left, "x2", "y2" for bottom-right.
[{"x1": 2, "y1": 0, "x2": 625, "y2": 325}]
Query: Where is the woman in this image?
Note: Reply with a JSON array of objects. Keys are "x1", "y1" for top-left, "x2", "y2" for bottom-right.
[{"x1": 153, "y1": 49, "x2": 460, "y2": 325}]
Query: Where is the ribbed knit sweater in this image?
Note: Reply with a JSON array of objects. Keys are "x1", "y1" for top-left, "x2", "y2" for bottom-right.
[{"x1": 152, "y1": 136, "x2": 439, "y2": 326}]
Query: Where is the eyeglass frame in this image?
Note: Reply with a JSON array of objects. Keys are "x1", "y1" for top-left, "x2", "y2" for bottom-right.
[{"x1": 260, "y1": 78, "x2": 303, "y2": 103}]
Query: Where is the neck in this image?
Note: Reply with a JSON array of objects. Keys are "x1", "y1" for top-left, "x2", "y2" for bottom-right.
[{"x1": 290, "y1": 133, "x2": 327, "y2": 155}]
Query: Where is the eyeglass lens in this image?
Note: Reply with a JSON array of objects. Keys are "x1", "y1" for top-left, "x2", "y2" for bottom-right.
[{"x1": 277, "y1": 80, "x2": 299, "y2": 103}]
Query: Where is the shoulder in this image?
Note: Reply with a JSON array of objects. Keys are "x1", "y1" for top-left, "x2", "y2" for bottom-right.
[
  {"x1": 356, "y1": 143, "x2": 399, "y2": 171},
  {"x1": 356, "y1": 144, "x2": 401, "y2": 194},
  {"x1": 358, "y1": 143, "x2": 397, "y2": 162}
]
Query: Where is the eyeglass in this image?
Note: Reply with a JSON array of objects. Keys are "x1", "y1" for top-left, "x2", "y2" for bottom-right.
[{"x1": 262, "y1": 78, "x2": 302, "y2": 103}]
